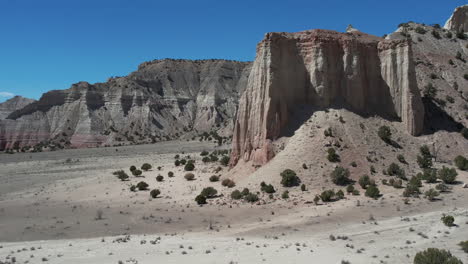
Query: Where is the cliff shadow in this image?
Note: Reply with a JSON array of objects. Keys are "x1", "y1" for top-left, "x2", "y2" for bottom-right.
[{"x1": 421, "y1": 98, "x2": 464, "y2": 135}]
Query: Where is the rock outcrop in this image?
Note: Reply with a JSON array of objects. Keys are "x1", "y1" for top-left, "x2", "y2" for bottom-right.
[
  {"x1": 0, "y1": 96, "x2": 35, "y2": 120},
  {"x1": 230, "y1": 29, "x2": 424, "y2": 166},
  {"x1": 444, "y1": 5, "x2": 468, "y2": 32},
  {"x1": 0, "y1": 59, "x2": 251, "y2": 150}
]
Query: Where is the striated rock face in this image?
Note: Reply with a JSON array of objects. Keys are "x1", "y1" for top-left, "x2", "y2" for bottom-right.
[
  {"x1": 231, "y1": 29, "x2": 424, "y2": 166},
  {"x1": 0, "y1": 96, "x2": 35, "y2": 120},
  {"x1": 444, "y1": 5, "x2": 468, "y2": 32},
  {"x1": 0, "y1": 59, "x2": 251, "y2": 150}
]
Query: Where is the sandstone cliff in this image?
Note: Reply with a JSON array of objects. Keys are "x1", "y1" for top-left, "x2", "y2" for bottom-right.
[
  {"x1": 444, "y1": 5, "x2": 468, "y2": 32},
  {"x1": 0, "y1": 96, "x2": 35, "y2": 120},
  {"x1": 0, "y1": 59, "x2": 251, "y2": 150},
  {"x1": 230, "y1": 29, "x2": 424, "y2": 166}
]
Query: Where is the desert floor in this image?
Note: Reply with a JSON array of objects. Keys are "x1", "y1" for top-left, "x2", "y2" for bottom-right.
[{"x1": 0, "y1": 140, "x2": 467, "y2": 264}]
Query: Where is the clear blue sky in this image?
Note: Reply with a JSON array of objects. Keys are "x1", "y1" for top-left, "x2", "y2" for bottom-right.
[{"x1": 0, "y1": 0, "x2": 466, "y2": 102}]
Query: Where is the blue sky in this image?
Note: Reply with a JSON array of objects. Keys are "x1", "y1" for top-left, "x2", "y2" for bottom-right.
[{"x1": 0, "y1": 0, "x2": 466, "y2": 102}]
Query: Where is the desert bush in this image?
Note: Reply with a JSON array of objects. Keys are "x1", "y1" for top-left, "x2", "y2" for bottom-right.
[
  {"x1": 324, "y1": 127, "x2": 333, "y2": 137},
  {"x1": 156, "y1": 175, "x2": 164, "y2": 182},
  {"x1": 438, "y1": 166, "x2": 457, "y2": 184},
  {"x1": 168, "y1": 171, "x2": 174, "y2": 177},
  {"x1": 200, "y1": 150, "x2": 209, "y2": 156},
  {"x1": 350, "y1": 161, "x2": 357, "y2": 167},
  {"x1": 403, "y1": 184, "x2": 420, "y2": 198},
  {"x1": 413, "y1": 248, "x2": 462, "y2": 264},
  {"x1": 327, "y1": 148, "x2": 340, "y2": 162},
  {"x1": 462, "y1": 128, "x2": 468, "y2": 139},
  {"x1": 231, "y1": 190, "x2": 242, "y2": 200},
  {"x1": 130, "y1": 185, "x2": 136, "y2": 192},
  {"x1": 150, "y1": 189, "x2": 161, "y2": 198},
  {"x1": 210, "y1": 155, "x2": 219, "y2": 162},
  {"x1": 184, "y1": 162, "x2": 195, "y2": 171},
  {"x1": 202, "y1": 156, "x2": 210, "y2": 163},
  {"x1": 184, "y1": 173, "x2": 195, "y2": 181},
  {"x1": 346, "y1": 185, "x2": 355, "y2": 193},
  {"x1": 415, "y1": 26, "x2": 427, "y2": 34},
  {"x1": 261, "y1": 183, "x2": 276, "y2": 193},
  {"x1": 180, "y1": 159, "x2": 187, "y2": 165},
  {"x1": 136, "y1": 181, "x2": 149, "y2": 191},
  {"x1": 352, "y1": 189, "x2": 360, "y2": 195},
  {"x1": 280, "y1": 169, "x2": 300, "y2": 187},
  {"x1": 313, "y1": 195, "x2": 320, "y2": 204},
  {"x1": 241, "y1": 188, "x2": 250, "y2": 196},
  {"x1": 209, "y1": 175, "x2": 219, "y2": 182},
  {"x1": 132, "y1": 169, "x2": 142, "y2": 177},
  {"x1": 417, "y1": 145, "x2": 433, "y2": 169},
  {"x1": 195, "y1": 194, "x2": 207, "y2": 205},
  {"x1": 130, "y1": 165, "x2": 136, "y2": 172},
  {"x1": 281, "y1": 191, "x2": 289, "y2": 199},
  {"x1": 418, "y1": 169, "x2": 438, "y2": 183},
  {"x1": 436, "y1": 183, "x2": 449, "y2": 193},
  {"x1": 365, "y1": 185, "x2": 380, "y2": 199},
  {"x1": 201, "y1": 187, "x2": 218, "y2": 198},
  {"x1": 320, "y1": 190, "x2": 335, "y2": 202},
  {"x1": 409, "y1": 176, "x2": 422, "y2": 188},
  {"x1": 378, "y1": 126, "x2": 392, "y2": 143},
  {"x1": 387, "y1": 163, "x2": 406, "y2": 179},
  {"x1": 392, "y1": 179, "x2": 403, "y2": 188},
  {"x1": 244, "y1": 193, "x2": 259, "y2": 203},
  {"x1": 424, "y1": 188, "x2": 439, "y2": 201},
  {"x1": 459, "y1": 241, "x2": 468, "y2": 253},
  {"x1": 141, "y1": 163, "x2": 152, "y2": 171},
  {"x1": 174, "y1": 160, "x2": 181, "y2": 166},
  {"x1": 220, "y1": 156, "x2": 230, "y2": 166},
  {"x1": 358, "y1": 175, "x2": 372, "y2": 189},
  {"x1": 397, "y1": 154, "x2": 406, "y2": 164},
  {"x1": 221, "y1": 178, "x2": 235, "y2": 188},
  {"x1": 300, "y1": 184, "x2": 307, "y2": 191},
  {"x1": 441, "y1": 215, "x2": 455, "y2": 227},
  {"x1": 335, "y1": 190, "x2": 345, "y2": 200},
  {"x1": 330, "y1": 166, "x2": 350, "y2": 186},
  {"x1": 113, "y1": 170, "x2": 129, "y2": 181},
  {"x1": 431, "y1": 30, "x2": 441, "y2": 39},
  {"x1": 454, "y1": 155, "x2": 468, "y2": 170}
]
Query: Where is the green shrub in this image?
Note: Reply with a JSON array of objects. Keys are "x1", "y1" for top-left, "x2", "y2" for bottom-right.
[
  {"x1": 202, "y1": 156, "x2": 210, "y2": 163},
  {"x1": 403, "y1": 184, "x2": 420, "y2": 197},
  {"x1": 209, "y1": 175, "x2": 219, "y2": 182},
  {"x1": 156, "y1": 175, "x2": 164, "y2": 182},
  {"x1": 441, "y1": 215, "x2": 455, "y2": 227},
  {"x1": 415, "y1": 26, "x2": 427, "y2": 34},
  {"x1": 136, "y1": 181, "x2": 149, "y2": 191},
  {"x1": 423, "y1": 83, "x2": 437, "y2": 98},
  {"x1": 313, "y1": 195, "x2": 320, "y2": 204},
  {"x1": 397, "y1": 154, "x2": 406, "y2": 164},
  {"x1": 409, "y1": 176, "x2": 422, "y2": 188},
  {"x1": 454, "y1": 155, "x2": 468, "y2": 170},
  {"x1": 336, "y1": 190, "x2": 345, "y2": 200},
  {"x1": 210, "y1": 155, "x2": 219, "y2": 162},
  {"x1": 418, "y1": 169, "x2": 438, "y2": 183},
  {"x1": 350, "y1": 161, "x2": 357, "y2": 167},
  {"x1": 231, "y1": 190, "x2": 242, "y2": 200},
  {"x1": 281, "y1": 191, "x2": 289, "y2": 199},
  {"x1": 330, "y1": 167, "x2": 350, "y2": 186},
  {"x1": 459, "y1": 241, "x2": 468, "y2": 253},
  {"x1": 201, "y1": 187, "x2": 218, "y2": 198},
  {"x1": 174, "y1": 160, "x2": 180, "y2": 166},
  {"x1": 387, "y1": 163, "x2": 406, "y2": 179},
  {"x1": 130, "y1": 185, "x2": 136, "y2": 192},
  {"x1": 320, "y1": 190, "x2": 335, "y2": 202},
  {"x1": 365, "y1": 185, "x2": 380, "y2": 199},
  {"x1": 352, "y1": 189, "x2": 360, "y2": 195},
  {"x1": 168, "y1": 171, "x2": 174, "y2": 177},
  {"x1": 346, "y1": 185, "x2": 355, "y2": 193},
  {"x1": 132, "y1": 169, "x2": 142, "y2": 177},
  {"x1": 438, "y1": 166, "x2": 457, "y2": 184},
  {"x1": 280, "y1": 169, "x2": 300, "y2": 187},
  {"x1": 195, "y1": 194, "x2": 207, "y2": 205},
  {"x1": 327, "y1": 148, "x2": 340, "y2": 162},
  {"x1": 241, "y1": 188, "x2": 250, "y2": 196},
  {"x1": 359, "y1": 175, "x2": 372, "y2": 189},
  {"x1": 221, "y1": 178, "x2": 235, "y2": 188},
  {"x1": 378, "y1": 126, "x2": 392, "y2": 143},
  {"x1": 184, "y1": 173, "x2": 195, "y2": 181},
  {"x1": 417, "y1": 145, "x2": 433, "y2": 169},
  {"x1": 150, "y1": 189, "x2": 161, "y2": 198},
  {"x1": 300, "y1": 184, "x2": 306, "y2": 191},
  {"x1": 141, "y1": 163, "x2": 152, "y2": 171},
  {"x1": 244, "y1": 193, "x2": 259, "y2": 203},
  {"x1": 392, "y1": 179, "x2": 403, "y2": 188},
  {"x1": 113, "y1": 170, "x2": 129, "y2": 181},
  {"x1": 200, "y1": 150, "x2": 209, "y2": 156},
  {"x1": 324, "y1": 127, "x2": 333, "y2": 137},
  {"x1": 431, "y1": 30, "x2": 441, "y2": 39},
  {"x1": 424, "y1": 188, "x2": 439, "y2": 201},
  {"x1": 184, "y1": 162, "x2": 195, "y2": 171},
  {"x1": 220, "y1": 156, "x2": 230, "y2": 166},
  {"x1": 130, "y1": 165, "x2": 136, "y2": 172},
  {"x1": 413, "y1": 248, "x2": 462, "y2": 264},
  {"x1": 261, "y1": 183, "x2": 276, "y2": 193}
]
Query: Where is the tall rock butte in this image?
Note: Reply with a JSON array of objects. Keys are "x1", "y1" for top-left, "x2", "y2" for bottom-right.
[
  {"x1": 444, "y1": 5, "x2": 468, "y2": 32},
  {"x1": 230, "y1": 29, "x2": 424, "y2": 166}
]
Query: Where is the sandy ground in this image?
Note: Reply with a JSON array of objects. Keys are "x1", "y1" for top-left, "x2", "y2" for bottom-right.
[{"x1": 0, "y1": 140, "x2": 467, "y2": 263}]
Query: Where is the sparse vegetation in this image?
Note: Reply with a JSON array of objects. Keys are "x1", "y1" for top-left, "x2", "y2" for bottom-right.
[
  {"x1": 300, "y1": 184, "x2": 307, "y2": 191},
  {"x1": 244, "y1": 193, "x2": 259, "y2": 203},
  {"x1": 387, "y1": 163, "x2": 406, "y2": 179},
  {"x1": 113, "y1": 170, "x2": 129, "y2": 181},
  {"x1": 136, "y1": 181, "x2": 149, "y2": 191},
  {"x1": 397, "y1": 154, "x2": 406, "y2": 164},
  {"x1": 132, "y1": 169, "x2": 142, "y2": 177},
  {"x1": 184, "y1": 162, "x2": 195, "y2": 171},
  {"x1": 261, "y1": 182, "x2": 276, "y2": 193},
  {"x1": 413, "y1": 248, "x2": 462, "y2": 264},
  {"x1": 209, "y1": 175, "x2": 219, "y2": 182},
  {"x1": 200, "y1": 187, "x2": 218, "y2": 198},
  {"x1": 436, "y1": 183, "x2": 449, "y2": 193},
  {"x1": 221, "y1": 178, "x2": 235, "y2": 188},
  {"x1": 358, "y1": 175, "x2": 372, "y2": 189},
  {"x1": 168, "y1": 171, "x2": 174, "y2": 177},
  {"x1": 418, "y1": 169, "x2": 438, "y2": 183},
  {"x1": 454, "y1": 155, "x2": 468, "y2": 170},
  {"x1": 438, "y1": 167, "x2": 457, "y2": 184},
  {"x1": 280, "y1": 169, "x2": 300, "y2": 187},
  {"x1": 424, "y1": 188, "x2": 439, "y2": 201},
  {"x1": 231, "y1": 190, "x2": 242, "y2": 199},
  {"x1": 415, "y1": 26, "x2": 427, "y2": 34},
  {"x1": 365, "y1": 185, "x2": 380, "y2": 199},
  {"x1": 459, "y1": 241, "x2": 468, "y2": 253},
  {"x1": 281, "y1": 191, "x2": 289, "y2": 199},
  {"x1": 331, "y1": 167, "x2": 350, "y2": 186},
  {"x1": 327, "y1": 148, "x2": 340, "y2": 162},
  {"x1": 417, "y1": 145, "x2": 433, "y2": 169},
  {"x1": 141, "y1": 163, "x2": 152, "y2": 171},
  {"x1": 156, "y1": 175, "x2": 164, "y2": 182},
  {"x1": 220, "y1": 156, "x2": 230, "y2": 166},
  {"x1": 378, "y1": 125, "x2": 392, "y2": 143},
  {"x1": 150, "y1": 189, "x2": 161, "y2": 198},
  {"x1": 195, "y1": 194, "x2": 207, "y2": 205},
  {"x1": 320, "y1": 190, "x2": 335, "y2": 202}
]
